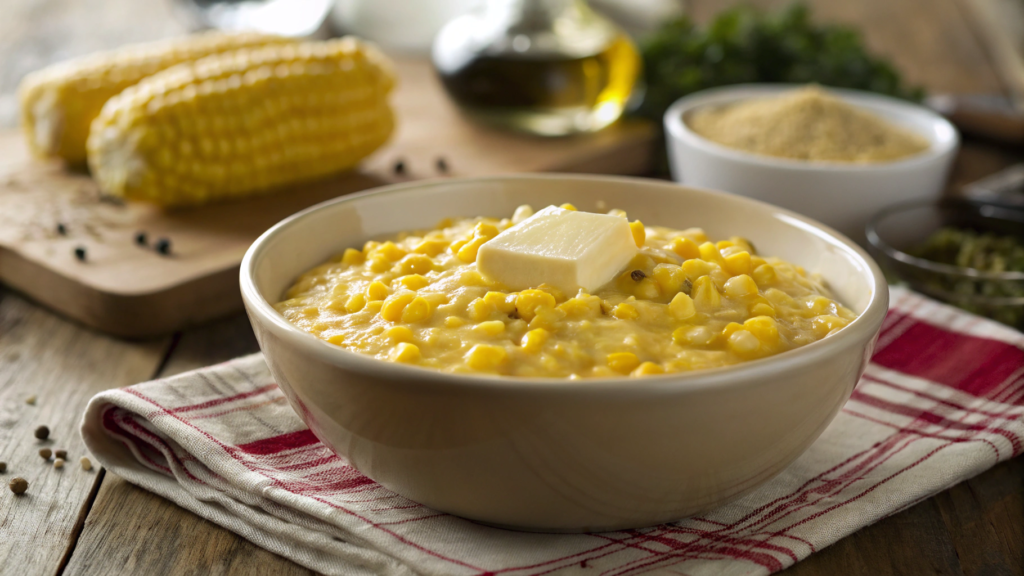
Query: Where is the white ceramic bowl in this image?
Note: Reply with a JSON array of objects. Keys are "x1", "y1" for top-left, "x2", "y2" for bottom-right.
[
  {"x1": 241, "y1": 174, "x2": 888, "y2": 532},
  {"x1": 664, "y1": 84, "x2": 959, "y2": 243}
]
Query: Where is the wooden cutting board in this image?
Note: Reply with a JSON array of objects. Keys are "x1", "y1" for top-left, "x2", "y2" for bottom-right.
[{"x1": 0, "y1": 59, "x2": 655, "y2": 338}]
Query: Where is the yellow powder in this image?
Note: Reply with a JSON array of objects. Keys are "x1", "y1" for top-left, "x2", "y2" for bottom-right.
[{"x1": 687, "y1": 86, "x2": 930, "y2": 163}]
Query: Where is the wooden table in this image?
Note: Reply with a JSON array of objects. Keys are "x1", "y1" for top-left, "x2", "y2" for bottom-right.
[{"x1": 1, "y1": 0, "x2": 1021, "y2": 574}]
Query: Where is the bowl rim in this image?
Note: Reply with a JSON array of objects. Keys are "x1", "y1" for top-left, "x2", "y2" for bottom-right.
[
  {"x1": 663, "y1": 83, "x2": 960, "y2": 172},
  {"x1": 866, "y1": 197, "x2": 1024, "y2": 281},
  {"x1": 240, "y1": 174, "x2": 889, "y2": 395}
]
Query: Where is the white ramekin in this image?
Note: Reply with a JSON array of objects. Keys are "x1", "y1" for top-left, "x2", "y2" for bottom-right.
[
  {"x1": 664, "y1": 84, "x2": 959, "y2": 243},
  {"x1": 241, "y1": 174, "x2": 888, "y2": 531}
]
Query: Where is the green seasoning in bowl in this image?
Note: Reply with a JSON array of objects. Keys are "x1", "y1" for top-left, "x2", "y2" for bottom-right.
[{"x1": 910, "y1": 227, "x2": 1024, "y2": 327}]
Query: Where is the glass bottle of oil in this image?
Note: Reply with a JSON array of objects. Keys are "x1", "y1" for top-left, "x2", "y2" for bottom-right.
[{"x1": 432, "y1": 0, "x2": 641, "y2": 136}]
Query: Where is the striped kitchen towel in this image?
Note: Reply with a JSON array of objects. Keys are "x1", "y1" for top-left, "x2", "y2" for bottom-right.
[{"x1": 80, "y1": 287, "x2": 1024, "y2": 576}]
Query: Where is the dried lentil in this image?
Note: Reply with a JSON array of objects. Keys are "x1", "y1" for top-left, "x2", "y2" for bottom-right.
[
  {"x1": 53, "y1": 458, "x2": 65, "y2": 469},
  {"x1": 39, "y1": 448, "x2": 52, "y2": 459}
]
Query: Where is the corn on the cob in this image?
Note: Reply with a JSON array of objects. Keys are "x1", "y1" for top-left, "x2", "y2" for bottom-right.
[
  {"x1": 19, "y1": 31, "x2": 292, "y2": 164},
  {"x1": 86, "y1": 38, "x2": 396, "y2": 208}
]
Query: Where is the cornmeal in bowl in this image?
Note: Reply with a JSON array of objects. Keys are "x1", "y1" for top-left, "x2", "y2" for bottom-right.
[{"x1": 276, "y1": 204, "x2": 856, "y2": 378}]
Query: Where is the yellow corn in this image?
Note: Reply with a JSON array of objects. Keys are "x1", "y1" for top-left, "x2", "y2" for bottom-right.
[
  {"x1": 87, "y1": 37, "x2": 395, "y2": 206},
  {"x1": 390, "y1": 343, "x2": 421, "y2": 364},
  {"x1": 607, "y1": 352, "x2": 641, "y2": 374},
  {"x1": 629, "y1": 221, "x2": 646, "y2": 248},
  {"x1": 19, "y1": 32, "x2": 293, "y2": 164}
]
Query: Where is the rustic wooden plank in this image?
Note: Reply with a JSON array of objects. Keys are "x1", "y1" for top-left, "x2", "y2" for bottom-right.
[
  {"x1": 781, "y1": 498, "x2": 967, "y2": 576},
  {"x1": 935, "y1": 457, "x2": 1024, "y2": 576},
  {"x1": 0, "y1": 288, "x2": 169, "y2": 575},
  {"x1": 63, "y1": 313, "x2": 314, "y2": 576},
  {"x1": 687, "y1": 0, "x2": 1006, "y2": 95}
]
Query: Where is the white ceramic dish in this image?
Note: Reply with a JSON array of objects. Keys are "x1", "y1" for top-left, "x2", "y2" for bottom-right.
[
  {"x1": 664, "y1": 84, "x2": 959, "y2": 243},
  {"x1": 241, "y1": 174, "x2": 888, "y2": 532}
]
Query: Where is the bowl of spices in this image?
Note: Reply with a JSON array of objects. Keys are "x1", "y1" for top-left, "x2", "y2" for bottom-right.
[
  {"x1": 867, "y1": 198, "x2": 1024, "y2": 328},
  {"x1": 664, "y1": 85, "x2": 959, "y2": 243}
]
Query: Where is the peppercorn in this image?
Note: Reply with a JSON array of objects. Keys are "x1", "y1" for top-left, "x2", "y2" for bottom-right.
[
  {"x1": 74, "y1": 246, "x2": 86, "y2": 261},
  {"x1": 155, "y1": 238, "x2": 172, "y2": 255},
  {"x1": 393, "y1": 159, "x2": 406, "y2": 175},
  {"x1": 56, "y1": 223, "x2": 67, "y2": 236},
  {"x1": 436, "y1": 157, "x2": 449, "y2": 173},
  {"x1": 9, "y1": 477, "x2": 28, "y2": 495},
  {"x1": 34, "y1": 425, "x2": 50, "y2": 440},
  {"x1": 54, "y1": 449, "x2": 67, "y2": 460},
  {"x1": 134, "y1": 231, "x2": 148, "y2": 246},
  {"x1": 39, "y1": 448, "x2": 52, "y2": 460},
  {"x1": 54, "y1": 459, "x2": 65, "y2": 469},
  {"x1": 0, "y1": 462, "x2": 7, "y2": 473},
  {"x1": 683, "y1": 278, "x2": 693, "y2": 294},
  {"x1": 630, "y1": 269, "x2": 646, "y2": 282},
  {"x1": 80, "y1": 457, "x2": 93, "y2": 472}
]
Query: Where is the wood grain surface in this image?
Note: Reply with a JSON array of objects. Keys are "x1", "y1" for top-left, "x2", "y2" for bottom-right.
[{"x1": 0, "y1": 0, "x2": 1021, "y2": 575}]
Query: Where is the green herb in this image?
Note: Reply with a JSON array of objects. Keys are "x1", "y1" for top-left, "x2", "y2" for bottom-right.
[
  {"x1": 637, "y1": 3, "x2": 924, "y2": 122},
  {"x1": 910, "y1": 227, "x2": 1024, "y2": 327}
]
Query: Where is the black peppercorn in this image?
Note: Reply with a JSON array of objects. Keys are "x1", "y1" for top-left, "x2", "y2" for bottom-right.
[
  {"x1": 393, "y1": 159, "x2": 406, "y2": 175},
  {"x1": 155, "y1": 238, "x2": 172, "y2": 255},
  {"x1": 73, "y1": 247, "x2": 86, "y2": 261},
  {"x1": 56, "y1": 223, "x2": 67, "y2": 236},
  {"x1": 436, "y1": 157, "x2": 449, "y2": 173},
  {"x1": 135, "y1": 231, "x2": 148, "y2": 246},
  {"x1": 630, "y1": 269, "x2": 646, "y2": 282},
  {"x1": 0, "y1": 461, "x2": 7, "y2": 473},
  {"x1": 9, "y1": 477, "x2": 28, "y2": 495},
  {"x1": 34, "y1": 425, "x2": 50, "y2": 440}
]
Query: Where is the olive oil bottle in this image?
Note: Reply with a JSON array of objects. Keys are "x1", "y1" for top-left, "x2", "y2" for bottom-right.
[{"x1": 432, "y1": 0, "x2": 640, "y2": 136}]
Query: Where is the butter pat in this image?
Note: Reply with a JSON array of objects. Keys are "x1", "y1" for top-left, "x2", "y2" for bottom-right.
[{"x1": 477, "y1": 205, "x2": 638, "y2": 294}]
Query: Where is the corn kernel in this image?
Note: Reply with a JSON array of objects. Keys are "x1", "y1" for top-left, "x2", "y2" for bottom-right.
[
  {"x1": 326, "y1": 295, "x2": 350, "y2": 312},
  {"x1": 724, "y1": 274, "x2": 759, "y2": 299},
  {"x1": 483, "y1": 291, "x2": 516, "y2": 314},
  {"x1": 559, "y1": 203, "x2": 577, "y2": 211},
  {"x1": 716, "y1": 240, "x2": 735, "y2": 251},
  {"x1": 607, "y1": 352, "x2": 641, "y2": 374},
  {"x1": 368, "y1": 255, "x2": 391, "y2": 273},
  {"x1": 466, "y1": 344, "x2": 508, "y2": 371},
  {"x1": 380, "y1": 292, "x2": 416, "y2": 322},
  {"x1": 457, "y1": 237, "x2": 487, "y2": 263},
  {"x1": 744, "y1": 316, "x2": 780, "y2": 345},
  {"x1": 669, "y1": 292, "x2": 696, "y2": 320},
  {"x1": 681, "y1": 227, "x2": 709, "y2": 244},
  {"x1": 340, "y1": 248, "x2": 363, "y2": 266},
  {"x1": 397, "y1": 254, "x2": 433, "y2": 275},
  {"x1": 399, "y1": 274, "x2": 429, "y2": 290},
  {"x1": 522, "y1": 328, "x2": 549, "y2": 353},
  {"x1": 345, "y1": 293, "x2": 366, "y2": 313},
  {"x1": 682, "y1": 258, "x2": 713, "y2": 280},
  {"x1": 808, "y1": 296, "x2": 837, "y2": 316},
  {"x1": 673, "y1": 325, "x2": 714, "y2": 346},
  {"x1": 390, "y1": 342, "x2": 421, "y2": 364},
  {"x1": 751, "y1": 303, "x2": 776, "y2": 317},
  {"x1": 468, "y1": 298, "x2": 496, "y2": 322},
  {"x1": 728, "y1": 329, "x2": 761, "y2": 357},
  {"x1": 449, "y1": 239, "x2": 469, "y2": 255},
  {"x1": 460, "y1": 270, "x2": 485, "y2": 286},
  {"x1": 764, "y1": 288, "x2": 794, "y2": 307},
  {"x1": 812, "y1": 315, "x2": 850, "y2": 337},
  {"x1": 444, "y1": 316, "x2": 466, "y2": 328},
  {"x1": 376, "y1": 241, "x2": 406, "y2": 262},
  {"x1": 557, "y1": 294, "x2": 602, "y2": 317},
  {"x1": 385, "y1": 325, "x2": 414, "y2": 343},
  {"x1": 634, "y1": 278, "x2": 660, "y2": 300},
  {"x1": 633, "y1": 362, "x2": 664, "y2": 376},
  {"x1": 474, "y1": 320, "x2": 506, "y2": 337},
  {"x1": 722, "y1": 322, "x2": 744, "y2": 339},
  {"x1": 327, "y1": 334, "x2": 345, "y2": 345},
  {"x1": 364, "y1": 300, "x2": 384, "y2": 313},
  {"x1": 612, "y1": 302, "x2": 639, "y2": 320},
  {"x1": 414, "y1": 239, "x2": 448, "y2": 257},
  {"x1": 753, "y1": 264, "x2": 777, "y2": 286},
  {"x1": 401, "y1": 297, "x2": 432, "y2": 323},
  {"x1": 516, "y1": 289, "x2": 556, "y2": 321},
  {"x1": 699, "y1": 242, "x2": 724, "y2": 264},
  {"x1": 474, "y1": 222, "x2": 500, "y2": 239},
  {"x1": 652, "y1": 264, "x2": 686, "y2": 294},
  {"x1": 723, "y1": 251, "x2": 752, "y2": 276},
  {"x1": 629, "y1": 221, "x2": 646, "y2": 248},
  {"x1": 692, "y1": 276, "x2": 721, "y2": 311},
  {"x1": 366, "y1": 281, "x2": 389, "y2": 301},
  {"x1": 668, "y1": 236, "x2": 700, "y2": 260},
  {"x1": 529, "y1": 306, "x2": 566, "y2": 331}
]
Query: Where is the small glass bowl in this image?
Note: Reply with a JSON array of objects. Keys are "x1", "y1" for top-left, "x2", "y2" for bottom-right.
[{"x1": 866, "y1": 198, "x2": 1024, "y2": 328}]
